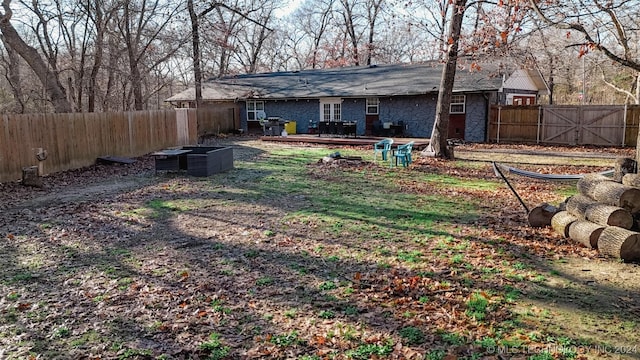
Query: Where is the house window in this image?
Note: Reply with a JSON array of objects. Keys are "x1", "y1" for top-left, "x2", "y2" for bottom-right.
[
  {"x1": 366, "y1": 98, "x2": 379, "y2": 115},
  {"x1": 450, "y1": 95, "x2": 465, "y2": 114},
  {"x1": 509, "y1": 95, "x2": 537, "y2": 106},
  {"x1": 320, "y1": 99, "x2": 341, "y2": 121},
  {"x1": 246, "y1": 100, "x2": 265, "y2": 121},
  {"x1": 323, "y1": 104, "x2": 331, "y2": 121}
]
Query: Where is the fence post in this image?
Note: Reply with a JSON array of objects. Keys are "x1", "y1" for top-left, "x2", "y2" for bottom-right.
[
  {"x1": 176, "y1": 108, "x2": 189, "y2": 145},
  {"x1": 623, "y1": 103, "x2": 628, "y2": 147},
  {"x1": 128, "y1": 111, "x2": 134, "y2": 154},
  {"x1": 537, "y1": 106, "x2": 542, "y2": 144},
  {"x1": 496, "y1": 106, "x2": 501, "y2": 143}
]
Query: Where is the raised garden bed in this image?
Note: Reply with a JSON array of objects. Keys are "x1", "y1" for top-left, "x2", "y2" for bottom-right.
[{"x1": 181, "y1": 146, "x2": 234, "y2": 177}]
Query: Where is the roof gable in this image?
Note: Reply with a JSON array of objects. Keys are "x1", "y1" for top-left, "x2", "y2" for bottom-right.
[{"x1": 503, "y1": 69, "x2": 549, "y2": 95}]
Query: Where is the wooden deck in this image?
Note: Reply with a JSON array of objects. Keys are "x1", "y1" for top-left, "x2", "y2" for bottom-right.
[{"x1": 260, "y1": 134, "x2": 430, "y2": 149}]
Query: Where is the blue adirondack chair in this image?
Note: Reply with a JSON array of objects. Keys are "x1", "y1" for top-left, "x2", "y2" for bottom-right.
[
  {"x1": 373, "y1": 138, "x2": 394, "y2": 161},
  {"x1": 392, "y1": 141, "x2": 414, "y2": 167}
]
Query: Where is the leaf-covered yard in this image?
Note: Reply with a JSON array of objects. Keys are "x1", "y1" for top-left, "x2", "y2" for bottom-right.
[{"x1": 1, "y1": 138, "x2": 639, "y2": 360}]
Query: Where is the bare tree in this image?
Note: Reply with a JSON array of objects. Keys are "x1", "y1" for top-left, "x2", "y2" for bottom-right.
[
  {"x1": 339, "y1": 0, "x2": 362, "y2": 66},
  {"x1": 0, "y1": 0, "x2": 72, "y2": 112},
  {"x1": 526, "y1": 0, "x2": 640, "y2": 160},
  {"x1": 597, "y1": 63, "x2": 640, "y2": 104},
  {"x1": 529, "y1": 0, "x2": 640, "y2": 72},
  {"x1": 81, "y1": 0, "x2": 118, "y2": 112},
  {"x1": 424, "y1": 0, "x2": 466, "y2": 159},
  {"x1": 0, "y1": 35, "x2": 25, "y2": 112},
  {"x1": 233, "y1": 0, "x2": 277, "y2": 73},
  {"x1": 373, "y1": 22, "x2": 431, "y2": 63},
  {"x1": 294, "y1": 0, "x2": 335, "y2": 69},
  {"x1": 272, "y1": 23, "x2": 308, "y2": 70},
  {"x1": 211, "y1": 5, "x2": 244, "y2": 76},
  {"x1": 187, "y1": 0, "x2": 216, "y2": 108},
  {"x1": 115, "y1": 0, "x2": 182, "y2": 110},
  {"x1": 363, "y1": 0, "x2": 385, "y2": 65},
  {"x1": 188, "y1": 0, "x2": 274, "y2": 107},
  {"x1": 404, "y1": 0, "x2": 449, "y2": 59},
  {"x1": 425, "y1": 0, "x2": 529, "y2": 158}
]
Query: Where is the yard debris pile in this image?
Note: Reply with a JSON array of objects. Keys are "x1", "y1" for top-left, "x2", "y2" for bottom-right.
[
  {"x1": 317, "y1": 151, "x2": 369, "y2": 168},
  {"x1": 536, "y1": 162, "x2": 640, "y2": 262}
]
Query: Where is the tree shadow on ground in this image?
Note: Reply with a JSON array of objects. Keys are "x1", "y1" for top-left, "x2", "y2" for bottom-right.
[{"x1": 2, "y1": 139, "x2": 640, "y2": 359}]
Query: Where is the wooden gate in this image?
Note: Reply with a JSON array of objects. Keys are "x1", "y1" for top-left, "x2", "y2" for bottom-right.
[{"x1": 542, "y1": 106, "x2": 625, "y2": 146}]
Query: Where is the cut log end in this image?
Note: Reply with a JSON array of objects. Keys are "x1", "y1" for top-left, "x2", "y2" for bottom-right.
[
  {"x1": 598, "y1": 226, "x2": 640, "y2": 262},
  {"x1": 577, "y1": 175, "x2": 640, "y2": 214},
  {"x1": 527, "y1": 203, "x2": 558, "y2": 228},
  {"x1": 568, "y1": 220, "x2": 604, "y2": 249},
  {"x1": 586, "y1": 205, "x2": 633, "y2": 229},
  {"x1": 551, "y1": 211, "x2": 577, "y2": 238},
  {"x1": 620, "y1": 237, "x2": 640, "y2": 262}
]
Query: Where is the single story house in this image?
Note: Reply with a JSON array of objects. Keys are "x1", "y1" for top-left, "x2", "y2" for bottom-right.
[{"x1": 165, "y1": 61, "x2": 549, "y2": 141}]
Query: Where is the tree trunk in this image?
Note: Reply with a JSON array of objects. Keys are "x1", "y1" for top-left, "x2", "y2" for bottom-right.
[
  {"x1": 565, "y1": 194, "x2": 598, "y2": 216},
  {"x1": 576, "y1": 173, "x2": 640, "y2": 213},
  {"x1": 188, "y1": 0, "x2": 202, "y2": 108},
  {"x1": 551, "y1": 211, "x2": 578, "y2": 238},
  {"x1": 0, "y1": 6, "x2": 72, "y2": 113},
  {"x1": 568, "y1": 220, "x2": 604, "y2": 249},
  {"x1": 566, "y1": 194, "x2": 633, "y2": 229},
  {"x1": 423, "y1": 0, "x2": 466, "y2": 159},
  {"x1": 527, "y1": 203, "x2": 558, "y2": 227},
  {"x1": 1, "y1": 34, "x2": 25, "y2": 113},
  {"x1": 598, "y1": 226, "x2": 640, "y2": 262},
  {"x1": 87, "y1": 1, "x2": 106, "y2": 113},
  {"x1": 340, "y1": 0, "x2": 360, "y2": 66},
  {"x1": 21, "y1": 166, "x2": 42, "y2": 187}
]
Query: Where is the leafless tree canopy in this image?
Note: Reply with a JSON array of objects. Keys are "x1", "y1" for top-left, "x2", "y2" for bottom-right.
[{"x1": 0, "y1": 0, "x2": 637, "y2": 113}]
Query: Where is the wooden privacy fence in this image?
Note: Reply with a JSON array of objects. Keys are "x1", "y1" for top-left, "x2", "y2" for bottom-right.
[
  {"x1": 488, "y1": 105, "x2": 640, "y2": 147},
  {"x1": 196, "y1": 105, "x2": 241, "y2": 137},
  {"x1": 0, "y1": 107, "x2": 237, "y2": 183}
]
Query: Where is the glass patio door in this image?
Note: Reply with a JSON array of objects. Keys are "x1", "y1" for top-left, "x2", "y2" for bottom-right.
[{"x1": 320, "y1": 98, "x2": 341, "y2": 122}]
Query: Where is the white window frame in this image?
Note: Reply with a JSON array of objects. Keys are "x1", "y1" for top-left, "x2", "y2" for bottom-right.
[
  {"x1": 319, "y1": 98, "x2": 342, "y2": 121},
  {"x1": 366, "y1": 97, "x2": 379, "y2": 115},
  {"x1": 246, "y1": 100, "x2": 265, "y2": 121},
  {"x1": 450, "y1": 95, "x2": 466, "y2": 114}
]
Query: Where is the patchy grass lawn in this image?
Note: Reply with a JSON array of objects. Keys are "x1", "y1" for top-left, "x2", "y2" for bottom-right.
[{"x1": 1, "y1": 138, "x2": 639, "y2": 359}]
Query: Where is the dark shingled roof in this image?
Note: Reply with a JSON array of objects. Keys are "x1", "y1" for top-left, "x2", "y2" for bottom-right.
[{"x1": 166, "y1": 61, "x2": 507, "y2": 102}]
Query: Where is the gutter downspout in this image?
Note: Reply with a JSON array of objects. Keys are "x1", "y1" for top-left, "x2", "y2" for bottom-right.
[{"x1": 483, "y1": 92, "x2": 490, "y2": 142}]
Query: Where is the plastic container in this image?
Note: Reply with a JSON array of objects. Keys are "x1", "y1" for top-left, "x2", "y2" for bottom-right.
[
  {"x1": 284, "y1": 121, "x2": 296, "y2": 134},
  {"x1": 284, "y1": 121, "x2": 297, "y2": 134}
]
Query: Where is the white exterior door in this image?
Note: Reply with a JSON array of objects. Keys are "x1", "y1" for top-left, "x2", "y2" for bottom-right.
[{"x1": 320, "y1": 98, "x2": 342, "y2": 121}]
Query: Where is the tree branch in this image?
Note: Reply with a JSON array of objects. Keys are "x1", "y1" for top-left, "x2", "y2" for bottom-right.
[
  {"x1": 597, "y1": 64, "x2": 639, "y2": 104},
  {"x1": 528, "y1": 0, "x2": 640, "y2": 72}
]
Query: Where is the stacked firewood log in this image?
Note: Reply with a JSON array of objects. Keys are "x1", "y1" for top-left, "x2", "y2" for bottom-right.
[{"x1": 542, "y1": 159, "x2": 640, "y2": 262}]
